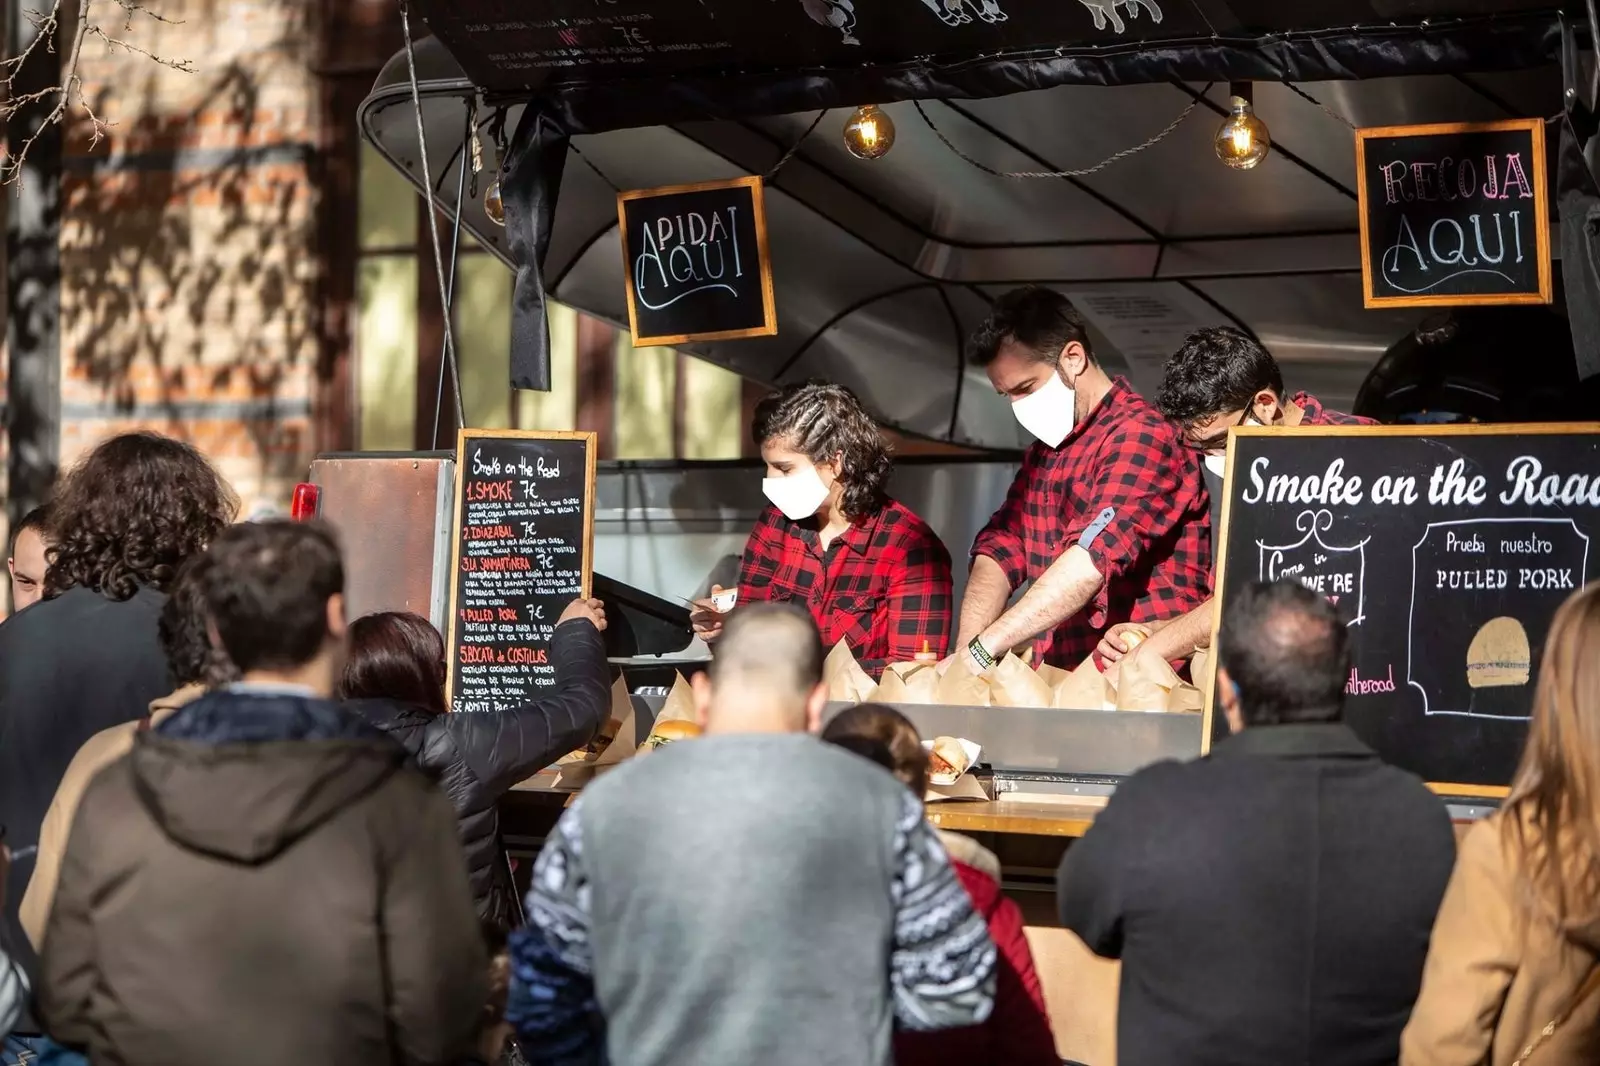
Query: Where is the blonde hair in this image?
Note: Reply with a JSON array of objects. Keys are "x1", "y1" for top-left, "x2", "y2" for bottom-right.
[{"x1": 1504, "y1": 582, "x2": 1600, "y2": 930}]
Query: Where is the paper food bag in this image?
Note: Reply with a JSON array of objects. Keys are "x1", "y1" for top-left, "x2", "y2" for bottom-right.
[
  {"x1": 871, "y1": 661, "x2": 941, "y2": 704},
  {"x1": 988, "y1": 652, "x2": 1053, "y2": 708},
  {"x1": 591, "y1": 676, "x2": 643, "y2": 768},
  {"x1": 656, "y1": 671, "x2": 698, "y2": 725},
  {"x1": 1035, "y1": 663, "x2": 1069, "y2": 688},
  {"x1": 935, "y1": 654, "x2": 992, "y2": 707},
  {"x1": 1052, "y1": 656, "x2": 1114, "y2": 710},
  {"x1": 824, "y1": 641, "x2": 879, "y2": 703},
  {"x1": 556, "y1": 674, "x2": 632, "y2": 767},
  {"x1": 1116, "y1": 651, "x2": 1185, "y2": 713}
]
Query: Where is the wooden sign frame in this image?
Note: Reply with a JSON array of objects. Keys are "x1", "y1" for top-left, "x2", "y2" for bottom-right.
[
  {"x1": 444, "y1": 427, "x2": 599, "y2": 709},
  {"x1": 616, "y1": 174, "x2": 778, "y2": 347},
  {"x1": 1205, "y1": 422, "x2": 1600, "y2": 799},
  {"x1": 1355, "y1": 118, "x2": 1552, "y2": 310}
]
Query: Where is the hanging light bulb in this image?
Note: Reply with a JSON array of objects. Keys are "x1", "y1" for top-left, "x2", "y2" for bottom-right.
[
  {"x1": 1214, "y1": 83, "x2": 1270, "y2": 170},
  {"x1": 843, "y1": 104, "x2": 896, "y2": 160},
  {"x1": 484, "y1": 174, "x2": 505, "y2": 226}
]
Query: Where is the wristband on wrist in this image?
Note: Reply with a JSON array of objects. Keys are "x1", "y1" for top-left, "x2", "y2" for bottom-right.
[{"x1": 967, "y1": 635, "x2": 997, "y2": 670}]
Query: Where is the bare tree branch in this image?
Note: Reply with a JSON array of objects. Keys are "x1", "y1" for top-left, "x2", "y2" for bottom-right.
[{"x1": 0, "y1": 0, "x2": 193, "y2": 184}]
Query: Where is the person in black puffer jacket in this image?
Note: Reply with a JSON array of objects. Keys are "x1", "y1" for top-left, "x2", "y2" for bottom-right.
[{"x1": 340, "y1": 600, "x2": 611, "y2": 933}]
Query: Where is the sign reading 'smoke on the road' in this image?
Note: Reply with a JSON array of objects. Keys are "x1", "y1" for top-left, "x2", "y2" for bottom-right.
[
  {"x1": 1355, "y1": 118, "x2": 1551, "y2": 309},
  {"x1": 617, "y1": 176, "x2": 777, "y2": 347}
]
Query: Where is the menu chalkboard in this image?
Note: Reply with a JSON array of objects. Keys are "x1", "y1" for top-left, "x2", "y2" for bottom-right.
[
  {"x1": 445, "y1": 429, "x2": 597, "y2": 713},
  {"x1": 1356, "y1": 118, "x2": 1551, "y2": 309},
  {"x1": 617, "y1": 176, "x2": 776, "y2": 347},
  {"x1": 1213, "y1": 425, "x2": 1600, "y2": 795}
]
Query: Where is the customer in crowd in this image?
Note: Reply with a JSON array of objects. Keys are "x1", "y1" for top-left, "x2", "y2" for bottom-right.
[
  {"x1": 0, "y1": 432, "x2": 235, "y2": 1060},
  {"x1": 508, "y1": 602, "x2": 997, "y2": 1066},
  {"x1": 822, "y1": 703, "x2": 1057, "y2": 1066},
  {"x1": 1403, "y1": 582, "x2": 1600, "y2": 1066},
  {"x1": 1058, "y1": 579, "x2": 1456, "y2": 1066},
  {"x1": 21, "y1": 554, "x2": 240, "y2": 948},
  {"x1": 39, "y1": 521, "x2": 487, "y2": 1066},
  {"x1": 7, "y1": 503, "x2": 50, "y2": 613},
  {"x1": 340, "y1": 605, "x2": 612, "y2": 930},
  {"x1": 690, "y1": 380, "x2": 954, "y2": 679}
]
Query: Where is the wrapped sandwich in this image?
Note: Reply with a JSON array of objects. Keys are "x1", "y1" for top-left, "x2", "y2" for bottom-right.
[
  {"x1": 927, "y1": 735, "x2": 973, "y2": 786},
  {"x1": 637, "y1": 718, "x2": 702, "y2": 754}
]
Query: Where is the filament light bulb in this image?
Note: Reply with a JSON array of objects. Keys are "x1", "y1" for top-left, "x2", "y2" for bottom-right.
[
  {"x1": 484, "y1": 177, "x2": 506, "y2": 226},
  {"x1": 1214, "y1": 86, "x2": 1270, "y2": 171},
  {"x1": 843, "y1": 104, "x2": 896, "y2": 160}
]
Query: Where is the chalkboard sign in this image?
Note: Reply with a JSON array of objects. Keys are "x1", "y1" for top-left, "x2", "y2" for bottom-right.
[
  {"x1": 1212, "y1": 424, "x2": 1600, "y2": 795},
  {"x1": 617, "y1": 176, "x2": 777, "y2": 347},
  {"x1": 445, "y1": 429, "x2": 597, "y2": 713},
  {"x1": 1356, "y1": 119, "x2": 1551, "y2": 308}
]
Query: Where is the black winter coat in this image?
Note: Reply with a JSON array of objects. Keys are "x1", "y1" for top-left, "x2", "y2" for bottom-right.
[{"x1": 347, "y1": 618, "x2": 611, "y2": 929}]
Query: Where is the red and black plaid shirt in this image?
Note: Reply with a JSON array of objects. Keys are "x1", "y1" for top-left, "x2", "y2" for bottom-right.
[
  {"x1": 1291, "y1": 391, "x2": 1376, "y2": 426},
  {"x1": 973, "y1": 377, "x2": 1212, "y2": 669},
  {"x1": 738, "y1": 498, "x2": 953, "y2": 679}
]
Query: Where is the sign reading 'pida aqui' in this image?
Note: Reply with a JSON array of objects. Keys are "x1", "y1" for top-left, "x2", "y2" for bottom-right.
[
  {"x1": 446, "y1": 429, "x2": 597, "y2": 713},
  {"x1": 1213, "y1": 425, "x2": 1600, "y2": 795},
  {"x1": 1355, "y1": 118, "x2": 1551, "y2": 308},
  {"x1": 617, "y1": 176, "x2": 777, "y2": 347}
]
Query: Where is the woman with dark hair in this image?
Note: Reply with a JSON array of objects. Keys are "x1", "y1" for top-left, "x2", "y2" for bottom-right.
[
  {"x1": 340, "y1": 605, "x2": 612, "y2": 933},
  {"x1": 689, "y1": 381, "x2": 953, "y2": 678},
  {"x1": 1402, "y1": 583, "x2": 1600, "y2": 1066},
  {"x1": 0, "y1": 432, "x2": 235, "y2": 1061}
]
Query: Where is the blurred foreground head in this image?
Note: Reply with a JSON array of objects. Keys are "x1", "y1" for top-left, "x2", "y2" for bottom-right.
[
  {"x1": 195, "y1": 520, "x2": 346, "y2": 694},
  {"x1": 821, "y1": 703, "x2": 929, "y2": 796},
  {"x1": 46, "y1": 432, "x2": 237, "y2": 601},
  {"x1": 1217, "y1": 579, "x2": 1349, "y2": 734},
  {"x1": 692, "y1": 602, "x2": 826, "y2": 734}
]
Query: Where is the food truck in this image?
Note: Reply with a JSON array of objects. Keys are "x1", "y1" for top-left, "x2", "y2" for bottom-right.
[{"x1": 333, "y1": 3, "x2": 1600, "y2": 1057}]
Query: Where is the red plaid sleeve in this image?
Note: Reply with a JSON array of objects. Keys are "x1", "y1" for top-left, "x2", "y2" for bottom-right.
[
  {"x1": 868, "y1": 520, "x2": 954, "y2": 675},
  {"x1": 1065, "y1": 417, "x2": 1210, "y2": 619},
  {"x1": 970, "y1": 451, "x2": 1036, "y2": 589},
  {"x1": 736, "y1": 506, "x2": 787, "y2": 602}
]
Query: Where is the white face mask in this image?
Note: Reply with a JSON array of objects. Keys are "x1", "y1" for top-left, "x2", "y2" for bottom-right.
[
  {"x1": 762, "y1": 466, "x2": 831, "y2": 522},
  {"x1": 1010, "y1": 368, "x2": 1077, "y2": 448},
  {"x1": 1203, "y1": 453, "x2": 1227, "y2": 478}
]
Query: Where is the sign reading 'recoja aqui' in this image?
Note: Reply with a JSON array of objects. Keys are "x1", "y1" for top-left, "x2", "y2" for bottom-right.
[
  {"x1": 1211, "y1": 424, "x2": 1600, "y2": 796},
  {"x1": 1355, "y1": 118, "x2": 1551, "y2": 309},
  {"x1": 617, "y1": 176, "x2": 777, "y2": 347}
]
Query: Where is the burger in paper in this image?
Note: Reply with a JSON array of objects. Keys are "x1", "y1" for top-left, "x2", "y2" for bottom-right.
[
  {"x1": 924, "y1": 736, "x2": 980, "y2": 787},
  {"x1": 1466, "y1": 616, "x2": 1531, "y2": 689},
  {"x1": 637, "y1": 718, "x2": 702, "y2": 754}
]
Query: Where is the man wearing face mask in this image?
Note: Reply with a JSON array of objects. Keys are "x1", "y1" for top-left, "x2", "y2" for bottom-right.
[
  {"x1": 1097, "y1": 326, "x2": 1375, "y2": 668},
  {"x1": 689, "y1": 381, "x2": 953, "y2": 679},
  {"x1": 951, "y1": 287, "x2": 1210, "y2": 675}
]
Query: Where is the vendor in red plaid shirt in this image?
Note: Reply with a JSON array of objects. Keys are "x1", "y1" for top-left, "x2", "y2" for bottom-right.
[
  {"x1": 950, "y1": 287, "x2": 1211, "y2": 675},
  {"x1": 1098, "y1": 326, "x2": 1376, "y2": 670},
  {"x1": 689, "y1": 382, "x2": 953, "y2": 679}
]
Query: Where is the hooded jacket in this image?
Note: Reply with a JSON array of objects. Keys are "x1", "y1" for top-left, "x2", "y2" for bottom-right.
[
  {"x1": 38, "y1": 689, "x2": 488, "y2": 1066},
  {"x1": 346, "y1": 617, "x2": 611, "y2": 930}
]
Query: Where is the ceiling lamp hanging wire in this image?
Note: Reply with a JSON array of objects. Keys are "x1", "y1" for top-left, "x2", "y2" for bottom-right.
[{"x1": 912, "y1": 86, "x2": 1213, "y2": 179}]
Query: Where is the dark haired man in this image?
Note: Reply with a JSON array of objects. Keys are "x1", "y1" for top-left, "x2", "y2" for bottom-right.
[
  {"x1": 952, "y1": 286, "x2": 1210, "y2": 674},
  {"x1": 39, "y1": 521, "x2": 487, "y2": 1066},
  {"x1": 7, "y1": 504, "x2": 51, "y2": 613},
  {"x1": 1100, "y1": 327, "x2": 1374, "y2": 669},
  {"x1": 1058, "y1": 580, "x2": 1455, "y2": 1066},
  {"x1": 509, "y1": 602, "x2": 996, "y2": 1066}
]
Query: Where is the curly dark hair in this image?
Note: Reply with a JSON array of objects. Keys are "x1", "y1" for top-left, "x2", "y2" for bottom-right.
[
  {"x1": 967, "y1": 286, "x2": 1095, "y2": 368},
  {"x1": 158, "y1": 553, "x2": 241, "y2": 689},
  {"x1": 1156, "y1": 326, "x2": 1283, "y2": 428},
  {"x1": 45, "y1": 432, "x2": 238, "y2": 602},
  {"x1": 751, "y1": 381, "x2": 891, "y2": 520}
]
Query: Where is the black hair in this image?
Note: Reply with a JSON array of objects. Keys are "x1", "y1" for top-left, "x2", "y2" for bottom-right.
[
  {"x1": 1156, "y1": 327, "x2": 1284, "y2": 428},
  {"x1": 196, "y1": 520, "x2": 344, "y2": 673},
  {"x1": 751, "y1": 380, "x2": 891, "y2": 520},
  {"x1": 1219, "y1": 579, "x2": 1349, "y2": 726},
  {"x1": 158, "y1": 553, "x2": 241, "y2": 689},
  {"x1": 967, "y1": 286, "x2": 1095, "y2": 368},
  {"x1": 10, "y1": 503, "x2": 50, "y2": 555},
  {"x1": 711, "y1": 601, "x2": 824, "y2": 699}
]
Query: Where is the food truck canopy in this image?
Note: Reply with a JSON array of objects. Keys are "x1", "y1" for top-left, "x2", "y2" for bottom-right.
[{"x1": 361, "y1": 2, "x2": 1579, "y2": 447}]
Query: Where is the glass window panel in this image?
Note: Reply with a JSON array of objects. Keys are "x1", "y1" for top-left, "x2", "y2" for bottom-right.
[
  {"x1": 518, "y1": 301, "x2": 578, "y2": 431},
  {"x1": 681, "y1": 356, "x2": 742, "y2": 459},
  {"x1": 615, "y1": 341, "x2": 677, "y2": 459},
  {"x1": 356, "y1": 256, "x2": 418, "y2": 450},
  {"x1": 454, "y1": 254, "x2": 512, "y2": 429},
  {"x1": 359, "y1": 142, "x2": 419, "y2": 251}
]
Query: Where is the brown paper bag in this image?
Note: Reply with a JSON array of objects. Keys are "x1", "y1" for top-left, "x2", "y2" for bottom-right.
[
  {"x1": 824, "y1": 641, "x2": 879, "y2": 703},
  {"x1": 989, "y1": 652, "x2": 1053, "y2": 708},
  {"x1": 1116, "y1": 651, "x2": 1184, "y2": 713},
  {"x1": 871, "y1": 661, "x2": 940, "y2": 704},
  {"x1": 656, "y1": 671, "x2": 698, "y2": 725},
  {"x1": 1035, "y1": 663, "x2": 1069, "y2": 688},
  {"x1": 555, "y1": 674, "x2": 632, "y2": 767},
  {"x1": 1052, "y1": 656, "x2": 1113, "y2": 710},
  {"x1": 935, "y1": 654, "x2": 992, "y2": 707}
]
